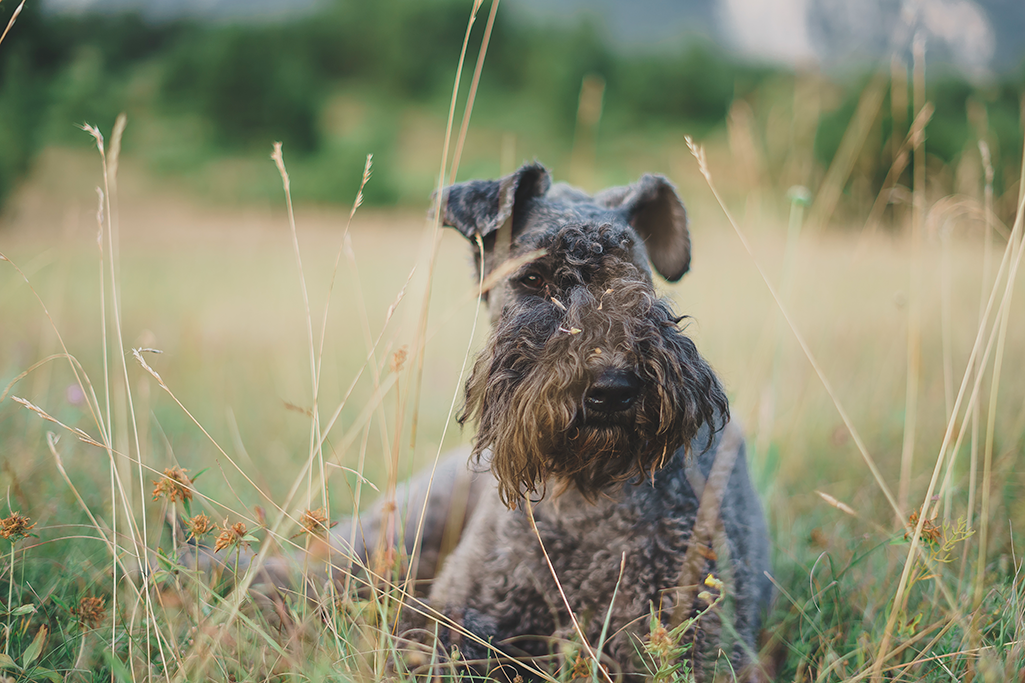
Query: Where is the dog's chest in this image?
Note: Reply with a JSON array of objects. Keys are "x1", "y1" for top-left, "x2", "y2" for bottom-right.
[{"x1": 465, "y1": 459, "x2": 704, "y2": 639}]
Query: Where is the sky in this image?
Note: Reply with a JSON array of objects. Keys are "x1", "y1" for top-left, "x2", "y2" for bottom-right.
[
  {"x1": 41, "y1": 0, "x2": 1025, "y2": 79},
  {"x1": 511, "y1": 0, "x2": 1024, "y2": 78}
]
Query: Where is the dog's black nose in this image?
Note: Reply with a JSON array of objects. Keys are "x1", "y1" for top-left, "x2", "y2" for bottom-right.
[{"x1": 585, "y1": 370, "x2": 641, "y2": 413}]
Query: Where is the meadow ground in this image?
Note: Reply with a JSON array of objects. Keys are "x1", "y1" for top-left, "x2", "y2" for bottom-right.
[{"x1": 0, "y1": 139, "x2": 1023, "y2": 681}]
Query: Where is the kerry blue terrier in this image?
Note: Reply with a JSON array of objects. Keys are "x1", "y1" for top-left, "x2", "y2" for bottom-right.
[
  {"x1": 388, "y1": 162, "x2": 772, "y2": 681},
  {"x1": 197, "y1": 162, "x2": 772, "y2": 681}
]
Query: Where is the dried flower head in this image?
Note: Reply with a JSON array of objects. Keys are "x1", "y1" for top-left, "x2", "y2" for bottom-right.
[
  {"x1": 299, "y1": 508, "x2": 331, "y2": 537},
  {"x1": 646, "y1": 622, "x2": 673, "y2": 659},
  {"x1": 906, "y1": 508, "x2": 943, "y2": 546},
  {"x1": 570, "y1": 654, "x2": 591, "y2": 679},
  {"x1": 214, "y1": 518, "x2": 248, "y2": 553},
  {"x1": 184, "y1": 514, "x2": 214, "y2": 540},
  {"x1": 75, "y1": 597, "x2": 106, "y2": 629},
  {"x1": 151, "y1": 467, "x2": 193, "y2": 504},
  {"x1": 390, "y1": 346, "x2": 408, "y2": 373},
  {"x1": 0, "y1": 512, "x2": 36, "y2": 542}
]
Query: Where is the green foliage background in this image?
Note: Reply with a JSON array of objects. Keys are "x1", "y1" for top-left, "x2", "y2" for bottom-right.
[{"x1": 1, "y1": 0, "x2": 1022, "y2": 214}]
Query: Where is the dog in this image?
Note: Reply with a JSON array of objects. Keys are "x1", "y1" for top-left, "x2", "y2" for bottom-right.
[
  {"x1": 195, "y1": 162, "x2": 771, "y2": 681},
  {"x1": 394, "y1": 163, "x2": 770, "y2": 680}
]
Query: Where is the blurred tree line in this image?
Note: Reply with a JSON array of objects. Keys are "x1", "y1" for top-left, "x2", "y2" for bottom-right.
[{"x1": 0, "y1": 0, "x2": 1022, "y2": 219}]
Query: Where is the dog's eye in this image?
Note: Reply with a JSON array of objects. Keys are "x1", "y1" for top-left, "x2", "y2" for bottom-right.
[{"x1": 519, "y1": 273, "x2": 545, "y2": 291}]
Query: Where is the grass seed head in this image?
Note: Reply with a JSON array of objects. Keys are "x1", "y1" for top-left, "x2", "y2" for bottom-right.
[{"x1": 0, "y1": 512, "x2": 36, "y2": 542}]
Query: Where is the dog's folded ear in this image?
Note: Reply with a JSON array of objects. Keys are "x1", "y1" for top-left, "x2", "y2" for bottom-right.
[
  {"x1": 594, "y1": 174, "x2": 691, "y2": 282},
  {"x1": 434, "y1": 162, "x2": 551, "y2": 240}
]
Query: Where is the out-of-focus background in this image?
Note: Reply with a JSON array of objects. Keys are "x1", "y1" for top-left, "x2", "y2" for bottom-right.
[
  {"x1": 1, "y1": 0, "x2": 1024, "y2": 208},
  {"x1": 1, "y1": 0, "x2": 1024, "y2": 679}
]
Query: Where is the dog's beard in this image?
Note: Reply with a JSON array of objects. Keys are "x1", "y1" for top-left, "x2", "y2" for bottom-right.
[{"x1": 460, "y1": 286, "x2": 728, "y2": 508}]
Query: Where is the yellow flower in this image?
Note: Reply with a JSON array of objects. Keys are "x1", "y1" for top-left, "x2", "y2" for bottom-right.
[{"x1": 704, "y1": 573, "x2": 724, "y2": 591}]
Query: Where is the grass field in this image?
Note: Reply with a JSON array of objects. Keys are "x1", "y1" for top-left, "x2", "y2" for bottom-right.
[{"x1": 1, "y1": 65, "x2": 1025, "y2": 683}]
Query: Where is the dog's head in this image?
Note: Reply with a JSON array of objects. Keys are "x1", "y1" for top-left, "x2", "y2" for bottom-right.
[{"x1": 438, "y1": 162, "x2": 728, "y2": 507}]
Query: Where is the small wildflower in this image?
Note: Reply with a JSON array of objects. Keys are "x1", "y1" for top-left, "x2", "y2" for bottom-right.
[
  {"x1": 299, "y1": 508, "x2": 332, "y2": 537},
  {"x1": 75, "y1": 597, "x2": 106, "y2": 629},
  {"x1": 704, "y1": 573, "x2": 724, "y2": 591},
  {"x1": 697, "y1": 590, "x2": 715, "y2": 605},
  {"x1": 184, "y1": 514, "x2": 214, "y2": 541},
  {"x1": 647, "y1": 623, "x2": 673, "y2": 658},
  {"x1": 151, "y1": 467, "x2": 194, "y2": 504},
  {"x1": 570, "y1": 653, "x2": 590, "y2": 679},
  {"x1": 390, "y1": 346, "x2": 408, "y2": 373},
  {"x1": 214, "y1": 519, "x2": 249, "y2": 553},
  {"x1": 906, "y1": 508, "x2": 943, "y2": 546},
  {"x1": 0, "y1": 512, "x2": 36, "y2": 542}
]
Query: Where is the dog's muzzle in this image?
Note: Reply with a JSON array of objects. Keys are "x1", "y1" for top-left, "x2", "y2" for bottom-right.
[{"x1": 584, "y1": 368, "x2": 641, "y2": 415}]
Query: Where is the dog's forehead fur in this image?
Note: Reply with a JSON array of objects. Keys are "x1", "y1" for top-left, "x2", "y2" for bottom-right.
[
  {"x1": 510, "y1": 188, "x2": 652, "y2": 282},
  {"x1": 440, "y1": 163, "x2": 691, "y2": 284}
]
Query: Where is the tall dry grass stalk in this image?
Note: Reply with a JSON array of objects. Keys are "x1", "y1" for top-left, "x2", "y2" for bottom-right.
[
  {"x1": 687, "y1": 128, "x2": 1020, "y2": 680},
  {"x1": 890, "y1": 55, "x2": 908, "y2": 174},
  {"x1": 686, "y1": 135, "x2": 901, "y2": 518},
  {"x1": 395, "y1": 0, "x2": 506, "y2": 615},
  {"x1": 0, "y1": 0, "x2": 25, "y2": 49},
  {"x1": 972, "y1": 100, "x2": 1025, "y2": 611},
  {"x1": 870, "y1": 116, "x2": 1025, "y2": 682},
  {"x1": 82, "y1": 116, "x2": 178, "y2": 676},
  {"x1": 569, "y1": 73, "x2": 605, "y2": 190},
  {"x1": 807, "y1": 71, "x2": 888, "y2": 230},
  {"x1": 861, "y1": 102, "x2": 932, "y2": 239},
  {"x1": 965, "y1": 138, "x2": 994, "y2": 540},
  {"x1": 449, "y1": 0, "x2": 501, "y2": 185},
  {"x1": 408, "y1": 0, "x2": 487, "y2": 453},
  {"x1": 897, "y1": 32, "x2": 926, "y2": 523},
  {"x1": 523, "y1": 497, "x2": 616, "y2": 683}
]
